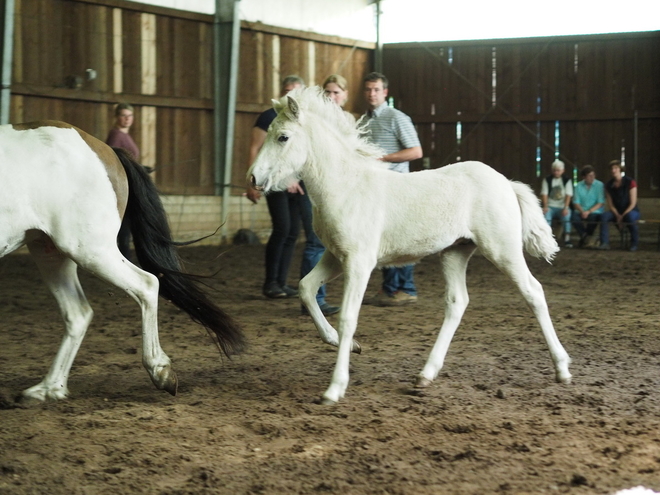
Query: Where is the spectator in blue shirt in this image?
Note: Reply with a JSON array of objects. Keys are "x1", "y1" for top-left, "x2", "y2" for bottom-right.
[{"x1": 571, "y1": 165, "x2": 605, "y2": 248}]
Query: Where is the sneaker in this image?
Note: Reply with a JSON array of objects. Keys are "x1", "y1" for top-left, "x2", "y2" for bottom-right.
[
  {"x1": 281, "y1": 285, "x2": 299, "y2": 297},
  {"x1": 376, "y1": 290, "x2": 418, "y2": 307},
  {"x1": 301, "y1": 303, "x2": 340, "y2": 316},
  {"x1": 564, "y1": 241, "x2": 574, "y2": 249},
  {"x1": 263, "y1": 282, "x2": 286, "y2": 298},
  {"x1": 629, "y1": 245, "x2": 638, "y2": 252},
  {"x1": 597, "y1": 243, "x2": 610, "y2": 250}
]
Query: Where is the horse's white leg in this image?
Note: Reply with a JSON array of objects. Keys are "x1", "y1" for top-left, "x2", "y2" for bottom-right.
[
  {"x1": 417, "y1": 246, "x2": 476, "y2": 388},
  {"x1": 321, "y1": 260, "x2": 371, "y2": 404},
  {"x1": 482, "y1": 248, "x2": 572, "y2": 384},
  {"x1": 300, "y1": 250, "x2": 361, "y2": 353},
  {"x1": 22, "y1": 239, "x2": 94, "y2": 400},
  {"x1": 73, "y1": 245, "x2": 178, "y2": 395}
]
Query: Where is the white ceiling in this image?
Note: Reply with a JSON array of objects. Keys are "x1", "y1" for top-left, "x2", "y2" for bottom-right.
[{"x1": 129, "y1": 0, "x2": 659, "y2": 43}]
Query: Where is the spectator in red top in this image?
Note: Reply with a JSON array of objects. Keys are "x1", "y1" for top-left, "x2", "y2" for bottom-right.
[
  {"x1": 599, "y1": 160, "x2": 641, "y2": 251},
  {"x1": 106, "y1": 103, "x2": 140, "y2": 259}
]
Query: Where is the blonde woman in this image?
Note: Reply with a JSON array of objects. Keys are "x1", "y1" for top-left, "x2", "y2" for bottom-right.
[{"x1": 298, "y1": 75, "x2": 353, "y2": 316}]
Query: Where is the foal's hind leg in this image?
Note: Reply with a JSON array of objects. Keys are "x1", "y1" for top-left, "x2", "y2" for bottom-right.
[
  {"x1": 482, "y1": 248, "x2": 572, "y2": 384},
  {"x1": 300, "y1": 250, "x2": 361, "y2": 354},
  {"x1": 417, "y1": 245, "x2": 476, "y2": 388},
  {"x1": 22, "y1": 238, "x2": 94, "y2": 400}
]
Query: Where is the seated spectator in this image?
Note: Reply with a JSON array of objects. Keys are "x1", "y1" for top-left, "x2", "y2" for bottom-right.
[
  {"x1": 599, "y1": 160, "x2": 641, "y2": 251},
  {"x1": 571, "y1": 165, "x2": 605, "y2": 248},
  {"x1": 541, "y1": 159, "x2": 573, "y2": 248}
]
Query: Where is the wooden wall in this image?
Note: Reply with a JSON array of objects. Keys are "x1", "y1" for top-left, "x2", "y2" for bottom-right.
[
  {"x1": 9, "y1": 0, "x2": 374, "y2": 196},
  {"x1": 383, "y1": 32, "x2": 660, "y2": 197},
  {"x1": 233, "y1": 21, "x2": 373, "y2": 193}
]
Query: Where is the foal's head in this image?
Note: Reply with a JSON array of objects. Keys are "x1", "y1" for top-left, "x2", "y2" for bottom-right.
[{"x1": 249, "y1": 86, "x2": 372, "y2": 193}]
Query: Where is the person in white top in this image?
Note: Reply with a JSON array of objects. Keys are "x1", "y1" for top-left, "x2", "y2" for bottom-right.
[{"x1": 540, "y1": 159, "x2": 574, "y2": 248}]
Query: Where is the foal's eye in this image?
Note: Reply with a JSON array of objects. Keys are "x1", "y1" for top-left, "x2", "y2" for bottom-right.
[{"x1": 278, "y1": 135, "x2": 289, "y2": 143}]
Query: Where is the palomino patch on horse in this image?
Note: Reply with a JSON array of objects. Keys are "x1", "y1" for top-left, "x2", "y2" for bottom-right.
[
  {"x1": 249, "y1": 86, "x2": 571, "y2": 404},
  {"x1": 0, "y1": 121, "x2": 245, "y2": 400}
]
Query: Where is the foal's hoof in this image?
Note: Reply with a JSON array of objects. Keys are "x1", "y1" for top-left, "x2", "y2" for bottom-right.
[
  {"x1": 556, "y1": 373, "x2": 572, "y2": 385},
  {"x1": 352, "y1": 339, "x2": 362, "y2": 354},
  {"x1": 319, "y1": 397, "x2": 337, "y2": 406},
  {"x1": 414, "y1": 376, "x2": 433, "y2": 388}
]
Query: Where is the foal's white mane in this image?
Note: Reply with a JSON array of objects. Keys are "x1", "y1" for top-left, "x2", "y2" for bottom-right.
[{"x1": 277, "y1": 86, "x2": 385, "y2": 163}]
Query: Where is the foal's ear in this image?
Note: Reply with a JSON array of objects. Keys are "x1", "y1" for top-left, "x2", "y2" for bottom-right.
[
  {"x1": 272, "y1": 99, "x2": 285, "y2": 114},
  {"x1": 286, "y1": 96, "x2": 301, "y2": 121}
]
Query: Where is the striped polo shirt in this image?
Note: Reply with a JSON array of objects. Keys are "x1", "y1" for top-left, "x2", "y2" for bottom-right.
[{"x1": 363, "y1": 101, "x2": 421, "y2": 174}]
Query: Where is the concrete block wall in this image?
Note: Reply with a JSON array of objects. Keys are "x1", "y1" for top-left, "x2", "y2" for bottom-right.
[
  {"x1": 162, "y1": 196, "x2": 660, "y2": 247},
  {"x1": 162, "y1": 195, "x2": 272, "y2": 245}
]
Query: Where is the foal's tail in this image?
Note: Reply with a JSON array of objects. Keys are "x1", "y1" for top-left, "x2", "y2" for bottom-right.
[
  {"x1": 511, "y1": 181, "x2": 559, "y2": 262},
  {"x1": 113, "y1": 147, "x2": 246, "y2": 357}
]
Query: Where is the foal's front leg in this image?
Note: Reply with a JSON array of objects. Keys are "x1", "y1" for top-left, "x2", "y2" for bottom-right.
[
  {"x1": 300, "y1": 250, "x2": 360, "y2": 353},
  {"x1": 321, "y1": 261, "x2": 371, "y2": 404}
]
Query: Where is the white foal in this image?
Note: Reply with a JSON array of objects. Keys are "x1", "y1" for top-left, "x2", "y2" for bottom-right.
[{"x1": 248, "y1": 87, "x2": 571, "y2": 404}]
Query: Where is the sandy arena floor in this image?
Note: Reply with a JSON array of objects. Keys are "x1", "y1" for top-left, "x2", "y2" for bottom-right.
[{"x1": 1, "y1": 242, "x2": 659, "y2": 494}]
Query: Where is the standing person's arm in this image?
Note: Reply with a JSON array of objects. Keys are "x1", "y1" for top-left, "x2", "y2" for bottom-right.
[
  {"x1": 246, "y1": 127, "x2": 267, "y2": 204},
  {"x1": 379, "y1": 146, "x2": 423, "y2": 163}
]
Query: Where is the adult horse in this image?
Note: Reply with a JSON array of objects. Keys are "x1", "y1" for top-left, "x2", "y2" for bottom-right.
[
  {"x1": 249, "y1": 87, "x2": 572, "y2": 405},
  {"x1": 1, "y1": 120, "x2": 246, "y2": 400}
]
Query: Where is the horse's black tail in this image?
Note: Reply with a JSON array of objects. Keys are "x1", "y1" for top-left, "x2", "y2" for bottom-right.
[{"x1": 113, "y1": 147, "x2": 246, "y2": 357}]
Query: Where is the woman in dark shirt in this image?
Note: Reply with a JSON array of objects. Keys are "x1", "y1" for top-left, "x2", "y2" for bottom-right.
[{"x1": 599, "y1": 160, "x2": 641, "y2": 251}]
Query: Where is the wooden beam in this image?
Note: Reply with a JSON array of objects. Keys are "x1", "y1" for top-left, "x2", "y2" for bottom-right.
[
  {"x1": 241, "y1": 21, "x2": 376, "y2": 50},
  {"x1": 70, "y1": 0, "x2": 213, "y2": 22},
  {"x1": 409, "y1": 110, "x2": 660, "y2": 124},
  {"x1": 11, "y1": 83, "x2": 213, "y2": 109}
]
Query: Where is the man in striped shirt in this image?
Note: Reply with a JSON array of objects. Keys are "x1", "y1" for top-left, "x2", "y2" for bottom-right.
[{"x1": 363, "y1": 72, "x2": 423, "y2": 306}]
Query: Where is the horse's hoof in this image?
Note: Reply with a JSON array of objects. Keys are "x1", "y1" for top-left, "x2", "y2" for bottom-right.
[
  {"x1": 320, "y1": 397, "x2": 337, "y2": 405},
  {"x1": 352, "y1": 339, "x2": 362, "y2": 354},
  {"x1": 414, "y1": 376, "x2": 433, "y2": 388},
  {"x1": 164, "y1": 372, "x2": 178, "y2": 396},
  {"x1": 150, "y1": 366, "x2": 178, "y2": 396}
]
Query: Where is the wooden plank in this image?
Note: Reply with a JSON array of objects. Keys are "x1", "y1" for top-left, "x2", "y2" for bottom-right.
[
  {"x1": 112, "y1": 7, "x2": 123, "y2": 93},
  {"x1": 156, "y1": 16, "x2": 173, "y2": 96},
  {"x1": 198, "y1": 22, "x2": 212, "y2": 100},
  {"x1": 238, "y1": 29, "x2": 260, "y2": 104},
  {"x1": 141, "y1": 13, "x2": 157, "y2": 95},
  {"x1": 141, "y1": 105, "x2": 157, "y2": 170},
  {"x1": 155, "y1": 107, "x2": 175, "y2": 192},
  {"x1": 121, "y1": 9, "x2": 142, "y2": 95}
]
